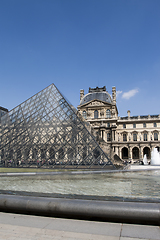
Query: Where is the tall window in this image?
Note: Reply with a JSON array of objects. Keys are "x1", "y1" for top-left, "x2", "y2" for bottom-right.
[
  {"x1": 132, "y1": 147, "x2": 139, "y2": 159},
  {"x1": 154, "y1": 132, "x2": 158, "y2": 141},
  {"x1": 133, "y1": 123, "x2": 136, "y2": 128},
  {"x1": 143, "y1": 123, "x2": 146, "y2": 128},
  {"x1": 123, "y1": 133, "x2": 127, "y2": 141},
  {"x1": 107, "y1": 133, "x2": 111, "y2": 141},
  {"x1": 107, "y1": 123, "x2": 110, "y2": 128},
  {"x1": 123, "y1": 124, "x2": 126, "y2": 129},
  {"x1": 154, "y1": 122, "x2": 157, "y2": 127},
  {"x1": 94, "y1": 110, "x2": 98, "y2": 119},
  {"x1": 133, "y1": 133, "x2": 137, "y2": 141},
  {"x1": 144, "y1": 133, "x2": 147, "y2": 141},
  {"x1": 106, "y1": 109, "x2": 111, "y2": 118},
  {"x1": 82, "y1": 111, "x2": 87, "y2": 119}
]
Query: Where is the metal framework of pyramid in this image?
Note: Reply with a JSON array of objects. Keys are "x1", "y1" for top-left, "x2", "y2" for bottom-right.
[{"x1": 0, "y1": 84, "x2": 115, "y2": 169}]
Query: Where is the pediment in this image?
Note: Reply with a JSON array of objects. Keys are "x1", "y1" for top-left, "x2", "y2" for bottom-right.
[{"x1": 80, "y1": 99, "x2": 111, "y2": 107}]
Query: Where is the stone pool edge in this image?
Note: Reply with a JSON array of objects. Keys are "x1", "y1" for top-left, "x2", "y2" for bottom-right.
[
  {"x1": 0, "y1": 166, "x2": 160, "y2": 177},
  {"x1": 0, "y1": 194, "x2": 159, "y2": 226}
]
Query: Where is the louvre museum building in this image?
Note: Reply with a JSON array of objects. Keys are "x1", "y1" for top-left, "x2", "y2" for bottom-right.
[
  {"x1": 0, "y1": 84, "x2": 113, "y2": 169},
  {"x1": 78, "y1": 86, "x2": 160, "y2": 163},
  {"x1": 0, "y1": 84, "x2": 159, "y2": 168}
]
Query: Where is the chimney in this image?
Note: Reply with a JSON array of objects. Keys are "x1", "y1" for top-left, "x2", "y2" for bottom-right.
[
  {"x1": 127, "y1": 110, "x2": 130, "y2": 118},
  {"x1": 80, "y1": 89, "x2": 84, "y2": 101}
]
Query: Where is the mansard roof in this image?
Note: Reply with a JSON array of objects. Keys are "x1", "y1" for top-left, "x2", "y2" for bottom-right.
[{"x1": 80, "y1": 90, "x2": 112, "y2": 106}]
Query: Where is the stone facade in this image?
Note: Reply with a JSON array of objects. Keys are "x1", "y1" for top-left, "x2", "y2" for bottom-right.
[{"x1": 77, "y1": 86, "x2": 160, "y2": 163}]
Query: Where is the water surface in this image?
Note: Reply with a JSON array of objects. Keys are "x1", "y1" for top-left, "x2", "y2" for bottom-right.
[{"x1": 0, "y1": 170, "x2": 160, "y2": 199}]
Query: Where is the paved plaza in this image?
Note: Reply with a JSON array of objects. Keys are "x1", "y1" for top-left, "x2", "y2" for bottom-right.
[{"x1": 0, "y1": 212, "x2": 159, "y2": 240}]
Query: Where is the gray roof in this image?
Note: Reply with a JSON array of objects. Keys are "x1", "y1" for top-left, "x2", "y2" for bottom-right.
[{"x1": 80, "y1": 91, "x2": 112, "y2": 105}]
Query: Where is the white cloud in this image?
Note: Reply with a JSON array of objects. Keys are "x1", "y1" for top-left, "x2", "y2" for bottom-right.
[
  {"x1": 116, "y1": 90, "x2": 122, "y2": 98},
  {"x1": 122, "y1": 89, "x2": 139, "y2": 100}
]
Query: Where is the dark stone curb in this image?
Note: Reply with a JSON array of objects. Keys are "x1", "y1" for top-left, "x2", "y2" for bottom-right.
[{"x1": 0, "y1": 194, "x2": 159, "y2": 226}]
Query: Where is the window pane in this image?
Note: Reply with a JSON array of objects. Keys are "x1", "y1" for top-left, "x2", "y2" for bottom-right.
[
  {"x1": 107, "y1": 133, "x2": 111, "y2": 141},
  {"x1": 123, "y1": 133, "x2": 127, "y2": 141},
  {"x1": 94, "y1": 110, "x2": 98, "y2": 119},
  {"x1": 133, "y1": 123, "x2": 136, "y2": 128},
  {"x1": 143, "y1": 123, "x2": 146, "y2": 128},
  {"x1": 154, "y1": 132, "x2": 158, "y2": 141},
  {"x1": 154, "y1": 123, "x2": 157, "y2": 127},
  {"x1": 144, "y1": 133, "x2": 147, "y2": 141},
  {"x1": 106, "y1": 109, "x2": 111, "y2": 118},
  {"x1": 82, "y1": 111, "x2": 87, "y2": 119},
  {"x1": 133, "y1": 133, "x2": 137, "y2": 141},
  {"x1": 123, "y1": 124, "x2": 126, "y2": 129}
]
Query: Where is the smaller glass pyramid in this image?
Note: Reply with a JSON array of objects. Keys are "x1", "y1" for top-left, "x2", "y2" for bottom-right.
[{"x1": 0, "y1": 84, "x2": 115, "y2": 169}]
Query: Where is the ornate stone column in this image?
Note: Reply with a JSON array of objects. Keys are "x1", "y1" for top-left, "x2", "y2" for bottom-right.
[
  {"x1": 139, "y1": 145, "x2": 143, "y2": 161},
  {"x1": 131, "y1": 147, "x2": 133, "y2": 161},
  {"x1": 128, "y1": 145, "x2": 131, "y2": 161}
]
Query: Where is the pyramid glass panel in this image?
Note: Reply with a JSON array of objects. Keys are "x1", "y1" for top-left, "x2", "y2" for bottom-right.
[{"x1": 0, "y1": 84, "x2": 115, "y2": 169}]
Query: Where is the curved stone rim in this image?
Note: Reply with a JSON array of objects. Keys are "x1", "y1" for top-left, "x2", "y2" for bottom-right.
[{"x1": 0, "y1": 194, "x2": 159, "y2": 226}]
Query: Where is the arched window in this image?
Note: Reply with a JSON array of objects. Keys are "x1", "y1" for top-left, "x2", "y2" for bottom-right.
[
  {"x1": 154, "y1": 132, "x2": 158, "y2": 141},
  {"x1": 67, "y1": 148, "x2": 74, "y2": 159},
  {"x1": 49, "y1": 148, "x2": 55, "y2": 159},
  {"x1": 93, "y1": 149, "x2": 100, "y2": 159},
  {"x1": 58, "y1": 148, "x2": 64, "y2": 160},
  {"x1": 32, "y1": 148, "x2": 38, "y2": 160},
  {"x1": 94, "y1": 110, "x2": 98, "y2": 119},
  {"x1": 143, "y1": 133, "x2": 147, "y2": 141},
  {"x1": 106, "y1": 109, "x2": 111, "y2": 118},
  {"x1": 132, "y1": 147, "x2": 139, "y2": 159},
  {"x1": 123, "y1": 133, "x2": 127, "y2": 141},
  {"x1": 107, "y1": 133, "x2": 111, "y2": 141},
  {"x1": 122, "y1": 147, "x2": 128, "y2": 159},
  {"x1": 133, "y1": 133, "x2": 137, "y2": 141},
  {"x1": 82, "y1": 111, "x2": 87, "y2": 119},
  {"x1": 143, "y1": 147, "x2": 150, "y2": 159},
  {"x1": 41, "y1": 148, "x2": 46, "y2": 159}
]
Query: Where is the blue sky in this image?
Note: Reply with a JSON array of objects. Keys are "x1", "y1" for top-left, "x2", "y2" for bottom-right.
[{"x1": 0, "y1": 0, "x2": 160, "y2": 117}]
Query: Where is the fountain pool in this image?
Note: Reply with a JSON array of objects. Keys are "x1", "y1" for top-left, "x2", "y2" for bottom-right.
[{"x1": 0, "y1": 170, "x2": 160, "y2": 201}]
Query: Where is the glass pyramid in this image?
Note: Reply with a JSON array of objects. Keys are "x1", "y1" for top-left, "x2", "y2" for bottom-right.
[{"x1": 0, "y1": 84, "x2": 115, "y2": 169}]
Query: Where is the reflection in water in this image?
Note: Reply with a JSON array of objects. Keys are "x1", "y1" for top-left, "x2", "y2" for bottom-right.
[{"x1": 0, "y1": 170, "x2": 160, "y2": 199}]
